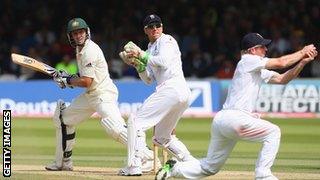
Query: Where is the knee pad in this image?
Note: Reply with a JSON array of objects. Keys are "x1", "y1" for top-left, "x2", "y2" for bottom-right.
[
  {"x1": 53, "y1": 99, "x2": 66, "y2": 128},
  {"x1": 153, "y1": 135, "x2": 194, "y2": 161},
  {"x1": 127, "y1": 114, "x2": 152, "y2": 166},
  {"x1": 53, "y1": 100, "x2": 76, "y2": 166},
  {"x1": 127, "y1": 114, "x2": 137, "y2": 166},
  {"x1": 141, "y1": 146, "x2": 153, "y2": 160},
  {"x1": 61, "y1": 123, "x2": 76, "y2": 158},
  {"x1": 101, "y1": 117, "x2": 127, "y2": 145}
]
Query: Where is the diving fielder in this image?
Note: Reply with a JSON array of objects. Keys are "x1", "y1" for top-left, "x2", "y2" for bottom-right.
[
  {"x1": 155, "y1": 33, "x2": 317, "y2": 180},
  {"x1": 45, "y1": 18, "x2": 157, "y2": 172},
  {"x1": 118, "y1": 14, "x2": 196, "y2": 176}
]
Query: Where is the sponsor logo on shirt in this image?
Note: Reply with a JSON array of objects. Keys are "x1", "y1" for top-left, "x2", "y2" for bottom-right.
[{"x1": 85, "y1": 62, "x2": 93, "y2": 67}]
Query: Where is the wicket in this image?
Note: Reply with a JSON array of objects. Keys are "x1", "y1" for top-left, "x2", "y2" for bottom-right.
[
  {"x1": 153, "y1": 128, "x2": 175, "y2": 174},
  {"x1": 153, "y1": 143, "x2": 168, "y2": 174}
]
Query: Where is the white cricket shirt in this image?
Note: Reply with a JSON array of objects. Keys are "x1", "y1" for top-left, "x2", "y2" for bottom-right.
[
  {"x1": 76, "y1": 39, "x2": 117, "y2": 95},
  {"x1": 145, "y1": 33, "x2": 186, "y2": 85},
  {"x1": 222, "y1": 54, "x2": 276, "y2": 112}
]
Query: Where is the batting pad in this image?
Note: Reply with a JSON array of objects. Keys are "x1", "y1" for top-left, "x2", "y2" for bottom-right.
[{"x1": 127, "y1": 114, "x2": 137, "y2": 166}]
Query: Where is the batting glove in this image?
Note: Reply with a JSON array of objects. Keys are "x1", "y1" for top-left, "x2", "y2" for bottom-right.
[{"x1": 53, "y1": 70, "x2": 74, "y2": 89}]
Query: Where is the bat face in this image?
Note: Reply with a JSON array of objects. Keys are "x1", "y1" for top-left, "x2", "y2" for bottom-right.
[
  {"x1": 21, "y1": 56, "x2": 35, "y2": 65},
  {"x1": 11, "y1": 53, "x2": 57, "y2": 77}
]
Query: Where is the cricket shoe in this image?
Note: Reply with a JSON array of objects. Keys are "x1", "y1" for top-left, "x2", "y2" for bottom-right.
[
  {"x1": 45, "y1": 159, "x2": 73, "y2": 171},
  {"x1": 141, "y1": 157, "x2": 162, "y2": 173},
  {"x1": 155, "y1": 159, "x2": 177, "y2": 180},
  {"x1": 118, "y1": 166, "x2": 142, "y2": 176}
]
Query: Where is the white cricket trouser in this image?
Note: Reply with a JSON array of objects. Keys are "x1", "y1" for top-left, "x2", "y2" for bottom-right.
[
  {"x1": 57, "y1": 91, "x2": 125, "y2": 156},
  {"x1": 171, "y1": 109, "x2": 281, "y2": 179},
  {"x1": 131, "y1": 79, "x2": 192, "y2": 162},
  {"x1": 63, "y1": 92, "x2": 122, "y2": 126},
  {"x1": 136, "y1": 80, "x2": 190, "y2": 138}
]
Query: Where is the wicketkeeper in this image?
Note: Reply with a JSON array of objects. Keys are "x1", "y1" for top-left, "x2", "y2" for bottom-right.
[
  {"x1": 118, "y1": 14, "x2": 196, "y2": 176},
  {"x1": 45, "y1": 18, "x2": 158, "y2": 172}
]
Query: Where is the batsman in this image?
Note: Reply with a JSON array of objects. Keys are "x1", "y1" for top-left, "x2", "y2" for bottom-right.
[{"x1": 45, "y1": 18, "x2": 157, "y2": 172}]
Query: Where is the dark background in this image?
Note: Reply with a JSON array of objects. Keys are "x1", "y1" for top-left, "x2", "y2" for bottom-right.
[{"x1": 1, "y1": 0, "x2": 319, "y2": 80}]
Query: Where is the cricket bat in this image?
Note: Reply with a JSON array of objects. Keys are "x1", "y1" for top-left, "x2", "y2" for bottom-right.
[{"x1": 11, "y1": 53, "x2": 57, "y2": 76}]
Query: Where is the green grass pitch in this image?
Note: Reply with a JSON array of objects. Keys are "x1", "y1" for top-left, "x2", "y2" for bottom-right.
[{"x1": 5, "y1": 117, "x2": 320, "y2": 175}]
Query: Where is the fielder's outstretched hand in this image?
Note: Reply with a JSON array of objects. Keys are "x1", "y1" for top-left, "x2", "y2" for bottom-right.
[
  {"x1": 301, "y1": 48, "x2": 318, "y2": 64},
  {"x1": 301, "y1": 44, "x2": 317, "y2": 58}
]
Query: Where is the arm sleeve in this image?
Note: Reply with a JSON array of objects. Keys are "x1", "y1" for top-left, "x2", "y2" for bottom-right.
[
  {"x1": 261, "y1": 69, "x2": 277, "y2": 83},
  {"x1": 138, "y1": 66, "x2": 154, "y2": 84},
  {"x1": 147, "y1": 37, "x2": 178, "y2": 68},
  {"x1": 80, "y1": 50, "x2": 97, "y2": 79},
  {"x1": 243, "y1": 56, "x2": 269, "y2": 72}
]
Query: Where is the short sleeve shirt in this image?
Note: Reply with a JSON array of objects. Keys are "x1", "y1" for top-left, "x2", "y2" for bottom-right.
[
  {"x1": 76, "y1": 40, "x2": 117, "y2": 94},
  {"x1": 222, "y1": 54, "x2": 277, "y2": 112}
]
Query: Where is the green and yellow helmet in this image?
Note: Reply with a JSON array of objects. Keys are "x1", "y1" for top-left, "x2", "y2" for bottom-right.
[{"x1": 67, "y1": 18, "x2": 91, "y2": 47}]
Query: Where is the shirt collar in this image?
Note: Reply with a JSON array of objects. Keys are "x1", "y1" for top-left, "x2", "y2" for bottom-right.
[
  {"x1": 148, "y1": 33, "x2": 164, "y2": 48},
  {"x1": 242, "y1": 54, "x2": 265, "y2": 59},
  {"x1": 77, "y1": 39, "x2": 90, "y2": 55}
]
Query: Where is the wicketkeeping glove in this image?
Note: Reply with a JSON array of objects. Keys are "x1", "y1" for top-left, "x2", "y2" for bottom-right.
[
  {"x1": 124, "y1": 41, "x2": 150, "y2": 64},
  {"x1": 119, "y1": 51, "x2": 135, "y2": 65},
  {"x1": 119, "y1": 51, "x2": 146, "y2": 73}
]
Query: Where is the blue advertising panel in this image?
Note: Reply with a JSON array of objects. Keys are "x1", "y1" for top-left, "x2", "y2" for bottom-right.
[
  {"x1": 0, "y1": 80, "x2": 221, "y2": 117},
  {"x1": 0, "y1": 80, "x2": 82, "y2": 116},
  {"x1": 2, "y1": 79, "x2": 319, "y2": 118}
]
